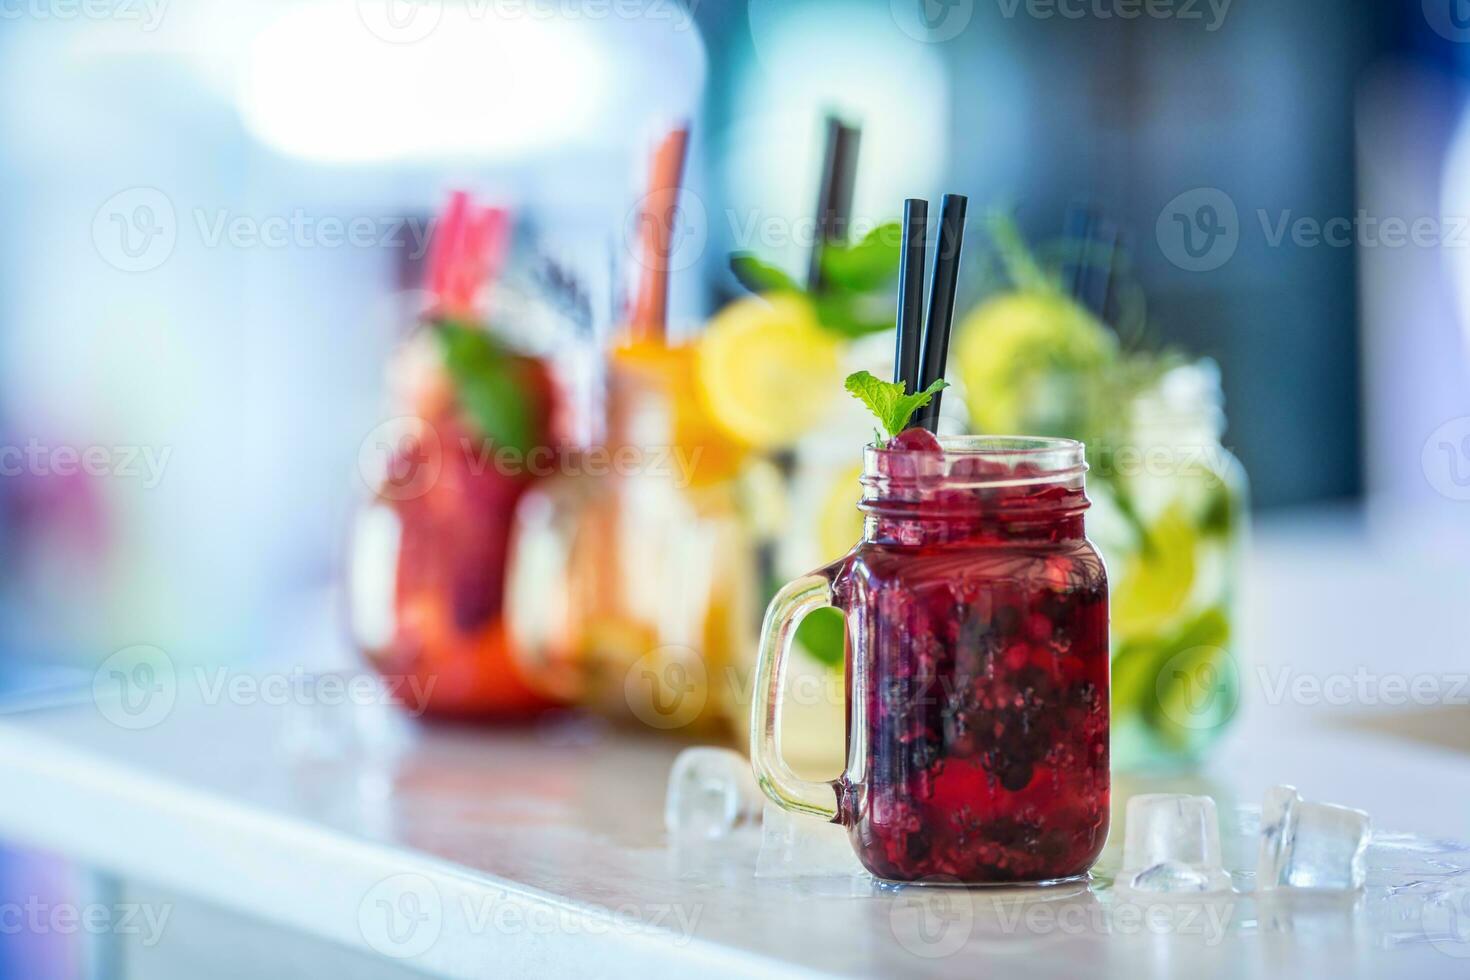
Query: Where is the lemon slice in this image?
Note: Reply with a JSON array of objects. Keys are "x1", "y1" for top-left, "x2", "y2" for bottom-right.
[
  {"x1": 954, "y1": 291, "x2": 1115, "y2": 435},
  {"x1": 696, "y1": 294, "x2": 843, "y2": 449},
  {"x1": 1111, "y1": 501, "x2": 1199, "y2": 642},
  {"x1": 816, "y1": 462, "x2": 865, "y2": 562}
]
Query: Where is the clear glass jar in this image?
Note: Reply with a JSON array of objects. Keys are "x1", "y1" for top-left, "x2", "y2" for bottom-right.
[
  {"x1": 1091, "y1": 360, "x2": 1249, "y2": 769},
  {"x1": 752, "y1": 435, "x2": 1110, "y2": 884},
  {"x1": 347, "y1": 325, "x2": 565, "y2": 719},
  {"x1": 505, "y1": 343, "x2": 756, "y2": 736}
]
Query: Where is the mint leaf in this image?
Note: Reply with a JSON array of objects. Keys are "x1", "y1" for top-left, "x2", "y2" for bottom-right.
[
  {"x1": 843, "y1": 370, "x2": 948, "y2": 440},
  {"x1": 814, "y1": 291, "x2": 896, "y2": 339},
  {"x1": 730, "y1": 254, "x2": 800, "y2": 295},
  {"x1": 435, "y1": 320, "x2": 535, "y2": 455},
  {"x1": 820, "y1": 221, "x2": 902, "y2": 293}
]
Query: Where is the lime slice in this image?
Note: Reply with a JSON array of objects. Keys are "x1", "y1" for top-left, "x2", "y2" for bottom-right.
[
  {"x1": 696, "y1": 294, "x2": 844, "y2": 449},
  {"x1": 1111, "y1": 501, "x2": 1198, "y2": 642},
  {"x1": 953, "y1": 291, "x2": 1115, "y2": 435},
  {"x1": 1112, "y1": 606, "x2": 1233, "y2": 762}
]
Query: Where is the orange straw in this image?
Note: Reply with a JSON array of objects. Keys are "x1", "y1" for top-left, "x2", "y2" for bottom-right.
[{"x1": 627, "y1": 125, "x2": 691, "y2": 344}]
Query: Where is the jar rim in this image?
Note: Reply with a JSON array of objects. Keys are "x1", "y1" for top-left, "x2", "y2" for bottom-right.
[
  {"x1": 868, "y1": 435, "x2": 1085, "y2": 456},
  {"x1": 862, "y1": 435, "x2": 1089, "y2": 493}
]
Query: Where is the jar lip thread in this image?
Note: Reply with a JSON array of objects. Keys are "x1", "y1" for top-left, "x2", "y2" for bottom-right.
[
  {"x1": 863, "y1": 435, "x2": 1089, "y2": 491},
  {"x1": 868, "y1": 435, "x2": 1085, "y2": 456}
]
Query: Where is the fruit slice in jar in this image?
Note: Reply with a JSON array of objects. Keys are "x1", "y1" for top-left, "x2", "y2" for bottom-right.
[
  {"x1": 696, "y1": 294, "x2": 844, "y2": 450},
  {"x1": 1111, "y1": 501, "x2": 1198, "y2": 642}
]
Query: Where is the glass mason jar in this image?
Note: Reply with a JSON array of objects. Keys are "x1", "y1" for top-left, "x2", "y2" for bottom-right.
[
  {"x1": 1090, "y1": 360, "x2": 1248, "y2": 769},
  {"x1": 505, "y1": 343, "x2": 756, "y2": 736},
  {"x1": 752, "y1": 436, "x2": 1110, "y2": 884},
  {"x1": 347, "y1": 325, "x2": 565, "y2": 719}
]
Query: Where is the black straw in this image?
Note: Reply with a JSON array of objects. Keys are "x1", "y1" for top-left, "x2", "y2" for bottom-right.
[
  {"x1": 1064, "y1": 203, "x2": 1119, "y2": 322},
  {"x1": 1082, "y1": 221, "x2": 1119, "y2": 322},
  {"x1": 894, "y1": 198, "x2": 929, "y2": 392},
  {"x1": 913, "y1": 193, "x2": 968, "y2": 431},
  {"x1": 1063, "y1": 203, "x2": 1095, "y2": 298},
  {"x1": 808, "y1": 116, "x2": 862, "y2": 291}
]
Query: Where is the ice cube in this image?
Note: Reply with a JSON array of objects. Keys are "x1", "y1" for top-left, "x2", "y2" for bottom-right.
[
  {"x1": 1120, "y1": 794, "x2": 1232, "y2": 894},
  {"x1": 1129, "y1": 861, "x2": 1219, "y2": 893},
  {"x1": 1256, "y1": 785, "x2": 1370, "y2": 892},
  {"x1": 664, "y1": 747, "x2": 763, "y2": 841},
  {"x1": 755, "y1": 802, "x2": 867, "y2": 879}
]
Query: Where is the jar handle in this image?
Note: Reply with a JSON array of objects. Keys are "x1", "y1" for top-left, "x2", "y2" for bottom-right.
[{"x1": 749, "y1": 569, "x2": 843, "y2": 823}]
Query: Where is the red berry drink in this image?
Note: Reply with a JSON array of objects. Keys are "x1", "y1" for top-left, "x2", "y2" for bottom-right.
[{"x1": 752, "y1": 434, "x2": 1109, "y2": 885}]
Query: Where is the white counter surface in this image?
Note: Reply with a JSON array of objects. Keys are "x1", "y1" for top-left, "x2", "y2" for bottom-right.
[{"x1": 2, "y1": 510, "x2": 1469, "y2": 978}]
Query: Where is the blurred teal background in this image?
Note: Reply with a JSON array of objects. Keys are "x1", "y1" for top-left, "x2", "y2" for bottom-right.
[
  {"x1": 4, "y1": 3, "x2": 1470, "y2": 976},
  {"x1": 0, "y1": 0, "x2": 1464, "y2": 682}
]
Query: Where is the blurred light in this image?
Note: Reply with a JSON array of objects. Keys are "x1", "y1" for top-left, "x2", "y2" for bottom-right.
[
  {"x1": 240, "y1": 2, "x2": 610, "y2": 164},
  {"x1": 725, "y1": 0, "x2": 949, "y2": 271}
]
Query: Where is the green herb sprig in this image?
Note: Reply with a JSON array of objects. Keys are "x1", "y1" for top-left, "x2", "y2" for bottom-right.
[
  {"x1": 729, "y1": 222, "x2": 902, "y2": 339},
  {"x1": 843, "y1": 371, "x2": 947, "y2": 442}
]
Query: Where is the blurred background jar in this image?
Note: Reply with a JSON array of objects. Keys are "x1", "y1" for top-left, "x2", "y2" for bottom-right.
[
  {"x1": 348, "y1": 195, "x2": 568, "y2": 720},
  {"x1": 951, "y1": 218, "x2": 1251, "y2": 772},
  {"x1": 1094, "y1": 360, "x2": 1249, "y2": 769},
  {"x1": 506, "y1": 129, "x2": 758, "y2": 738},
  {"x1": 508, "y1": 340, "x2": 756, "y2": 736}
]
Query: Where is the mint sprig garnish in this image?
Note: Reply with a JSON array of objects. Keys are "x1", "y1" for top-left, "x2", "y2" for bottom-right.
[
  {"x1": 729, "y1": 221, "x2": 902, "y2": 340},
  {"x1": 435, "y1": 320, "x2": 535, "y2": 455},
  {"x1": 729, "y1": 254, "x2": 800, "y2": 295},
  {"x1": 819, "y1": 222, "x2": 902, "y2": 293},
  {"x1": 844, "y1": 371, "x2": 948, "y2": 441}
]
